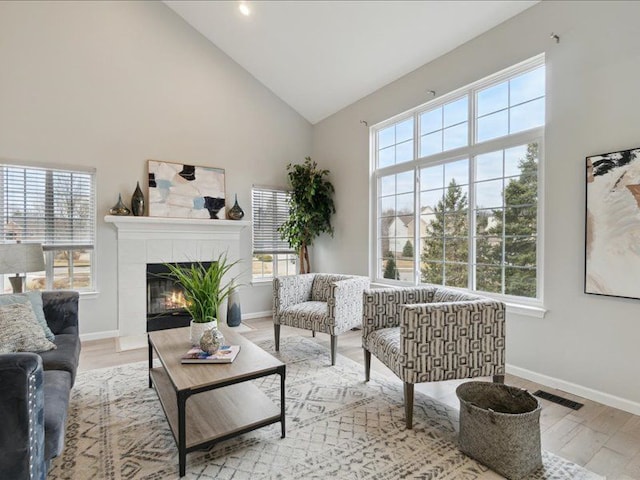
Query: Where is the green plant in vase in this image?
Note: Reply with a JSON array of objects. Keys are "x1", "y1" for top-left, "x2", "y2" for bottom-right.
[{"x1": 163, "y1": 252, "x2": 239, "y2": 346}]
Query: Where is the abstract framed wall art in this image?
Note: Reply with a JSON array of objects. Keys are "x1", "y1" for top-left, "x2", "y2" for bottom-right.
[
  {"x1": 585, "y1": 146, "x2": 640, "y2": 299},
  {"x1": 148, "y1": 160, "x2": 226, "y2": 219}
]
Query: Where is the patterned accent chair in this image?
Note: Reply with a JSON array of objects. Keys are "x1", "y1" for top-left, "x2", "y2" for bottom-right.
[
  {"x1": 273, "y1": 273, "x2": 370, "y2": 365},
  {"x1": 362, "y1": 286, "x2": 505, "y2": 429}
]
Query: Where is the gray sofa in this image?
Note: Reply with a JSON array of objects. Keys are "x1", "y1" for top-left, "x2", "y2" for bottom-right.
[{"x1": 0, "y1": 291, "x2": 81, "y2": 480}]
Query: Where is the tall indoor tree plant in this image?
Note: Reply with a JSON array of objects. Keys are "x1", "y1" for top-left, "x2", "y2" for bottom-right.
[{"x1": 279, "y1": 157, "x2": 335, "y2": 274}]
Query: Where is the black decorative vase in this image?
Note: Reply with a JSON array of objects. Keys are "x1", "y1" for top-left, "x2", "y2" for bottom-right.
[
  {"x1": 228, "y1": 194, "x2": 245, "y2": 220},
  {"x1": 131, "y1": 181, "x2": 145, "y2": 216}
]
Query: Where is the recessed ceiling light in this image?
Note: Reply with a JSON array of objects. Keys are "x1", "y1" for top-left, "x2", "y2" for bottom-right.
[{"x1": 239, "y1": 1, "x2": 250, "y2": 16}]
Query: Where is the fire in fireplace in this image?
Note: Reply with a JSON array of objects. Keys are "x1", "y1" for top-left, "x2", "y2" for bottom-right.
[
  {"x1": 146, "y1": 262, "x2": 212, "y2": 332},
  {"x1": 162, "y1": 290, "x2": 188, "y2": 312}
]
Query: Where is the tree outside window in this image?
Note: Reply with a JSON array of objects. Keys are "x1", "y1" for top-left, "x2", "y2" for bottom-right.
[
  {"x1": 421, "y1": 179, "x2": 469, "y2": 288},
  {"x1": 474, "y1": 143, "x2": 538, "y2": 297}
]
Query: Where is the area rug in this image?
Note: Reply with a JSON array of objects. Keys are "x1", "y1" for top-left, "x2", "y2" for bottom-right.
[{"x1": 49, "y1": 337, "x2": 602, "y2": 480}]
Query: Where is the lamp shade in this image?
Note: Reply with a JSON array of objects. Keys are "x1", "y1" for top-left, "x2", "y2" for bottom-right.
[{"x1": 0, "y1": 243, "x2": 45, "y2": 274}]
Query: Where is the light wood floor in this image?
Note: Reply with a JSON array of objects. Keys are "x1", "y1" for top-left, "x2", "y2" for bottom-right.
[{"x1": 80, "y1": 317, "x2": 640, "y2": 480}]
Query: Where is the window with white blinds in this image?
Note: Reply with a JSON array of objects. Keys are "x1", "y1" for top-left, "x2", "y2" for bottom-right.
[
  {"x1": 252, "y1": 187, "x2": 293, "y2": 254},
  {"x1": 252, "y1": 186, "x2": 297, "y2": 280},
  {"x1": 0, "y1": 163, "x2": 96, "y2": 291}
]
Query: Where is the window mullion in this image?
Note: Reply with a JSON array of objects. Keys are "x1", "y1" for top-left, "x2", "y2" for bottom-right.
[
  {"x1": 0, "y1": 169, "x2": 5, "y2": 241},
  {"x1": 413, "y1": 113, "x2": 420, "y2": 285},
  {"x1": 440, "y1": 108, "x2": 445, "y2": 153},
  {"x1": 507, "y1": 79, "x2": 512, "y2": 135},
  {"x1": 536, "y1": 136, "x2": 545, "y2": 304},
  {"x1": 45, "y1": 171, "x2": 54, "y2": 245},
  {"x1": 45, "y1": 250, "x2": 53, "y2": 290},
  {"x1": 21, "y1": 170, "x2": 27, "y2": 238},
  {"x1": 414, "y1": 166, "x2": 420, "y2": 285},
  {"x1": 70, "y1": 174, "x2": 75, "y2": 245},
  {"x1": 468, "y1": 156, "x2": 476, "y2": 292},
  {"x1": 468, "y1": 84, "x2": 477, "y2": 291},
  {"x1": 501, "y1": 173, "x2": 507, "y2": 295}
]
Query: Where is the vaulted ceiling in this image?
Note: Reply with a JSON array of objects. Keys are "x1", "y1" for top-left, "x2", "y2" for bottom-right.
[{"x1": 165, "y1": 1, "x2": 538, "y2": 124}]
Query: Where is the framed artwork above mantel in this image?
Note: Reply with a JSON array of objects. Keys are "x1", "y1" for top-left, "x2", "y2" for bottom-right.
[
  {"x1": 585, "y1": 146, "x2": 640, "y2": 300},
  {"x1": 147, "y1": 160, "x2": 226, "y2": 219}
]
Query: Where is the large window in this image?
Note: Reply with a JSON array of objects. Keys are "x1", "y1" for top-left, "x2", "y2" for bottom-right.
[
  {"x1": 0, "y1": 163, "x2": 96, "y2": 292},
  {"x1": 252, "y1": 186, "x2": 297, "y2": 281},
  {"x1": 373, "y1": 56, "x2": 544, "y2": 301}
]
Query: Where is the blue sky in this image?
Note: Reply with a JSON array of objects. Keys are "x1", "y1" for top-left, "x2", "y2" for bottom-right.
[{"x1": 378, "y1": 65, "x2": 544, "y2": 216}]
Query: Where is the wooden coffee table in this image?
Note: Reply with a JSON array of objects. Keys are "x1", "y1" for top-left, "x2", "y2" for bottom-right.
[{"x1": 148, "y1": 326, "x2": 286, "y2": 477}]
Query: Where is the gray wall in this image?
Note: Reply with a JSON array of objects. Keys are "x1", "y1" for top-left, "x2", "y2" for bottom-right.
[
  {"x1": 0, "y1": 1, "x2": 312, "y2": 335},
  {"x1": 312, "y1": 1, "x2": 640, "y2": 412}
]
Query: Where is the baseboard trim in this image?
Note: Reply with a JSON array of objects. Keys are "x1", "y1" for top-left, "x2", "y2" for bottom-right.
[
  {"x1": 116, "y1": 334, "x2": 147, "y2": 352},
  {"x1": 242, "y1": 310, "x2": 272, "y2": 320},
  {"x1": 506, "y1": 363, "x2": 640, "y2": 416},
  {"x1": 80, "y1": 330, "x2": 119, "y2": 342}
]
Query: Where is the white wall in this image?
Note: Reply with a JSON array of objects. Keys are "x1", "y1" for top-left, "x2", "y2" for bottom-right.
[
  {"x1": 312, "y1": 1, "x2": 640, "y2": 412},
  {"x1": 0, "y1": 1, "x2": 311, "y2": 336}
]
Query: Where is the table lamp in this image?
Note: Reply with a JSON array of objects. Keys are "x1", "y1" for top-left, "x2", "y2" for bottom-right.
[{"x1": 0, "y1": 243, "x2": 46, "y2": 293}]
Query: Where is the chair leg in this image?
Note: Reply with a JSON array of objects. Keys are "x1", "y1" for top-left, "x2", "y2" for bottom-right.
[
  {"x1": 330, "y1": 335, "x2": 337, "y2": 366},
  {"x1": 312, "y1": 330, "x2": 315, "y2": 337},
  {"x1": 404, "y1": 382, "x2": 414, "y2": 429},
  {"x1": 493, "y1": 374, "x2": 505, "y2": 384},
  {"x1": 364, "y1": 349, "x2": 371, "y2": 382},
  {"x1": 274, "y1": 324, "x2": 280, "y2": 351}
]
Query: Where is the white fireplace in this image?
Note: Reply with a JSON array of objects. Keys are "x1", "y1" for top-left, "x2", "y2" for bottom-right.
[{"x1": 105, "y1": 215, "x2": 251, "y2": 350}]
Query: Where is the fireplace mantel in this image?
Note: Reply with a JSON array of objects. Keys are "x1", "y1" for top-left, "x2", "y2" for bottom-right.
[
  {"x1": 105, "y1": 215, "x2": 251, "y2": 350},
  {"x1": 105, "y1": 215, "x2": 251, "y2": 235}
]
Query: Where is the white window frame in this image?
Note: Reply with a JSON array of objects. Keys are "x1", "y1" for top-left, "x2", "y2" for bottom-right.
[
  {"x1": 0, "y1": 161, "x2": 97, "y2": 292},
  {"x1": 251, "y1": 186, "x2": 297, "y2": 283},
  {"x1": 369, "y1": 55, "x2": 545, "y2": 309}
]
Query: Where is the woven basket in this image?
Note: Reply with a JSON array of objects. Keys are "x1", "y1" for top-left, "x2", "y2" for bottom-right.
[{"x1": 456, "y1": 381, "x2": 542, "y2": 480}]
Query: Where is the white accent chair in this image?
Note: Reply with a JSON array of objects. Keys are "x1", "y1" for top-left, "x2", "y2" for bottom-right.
[{"x1": 273, "y1": 273, "x2": 370, "y2": 365}]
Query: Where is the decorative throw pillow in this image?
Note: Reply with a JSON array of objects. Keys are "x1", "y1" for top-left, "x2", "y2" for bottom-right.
[
  {"x1": 0, "y1": 302, "x2": 57, "y2": 354},
  {"x1": 0, "y1": 291, "x2": 54, "y2": 341}
]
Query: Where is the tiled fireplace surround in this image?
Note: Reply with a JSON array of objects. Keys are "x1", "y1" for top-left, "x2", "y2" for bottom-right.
[{"x1": 105, "y1": 215, "x2": 251, "y2": 351}]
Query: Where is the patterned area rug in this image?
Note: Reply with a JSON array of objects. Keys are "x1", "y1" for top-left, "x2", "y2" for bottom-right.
[{"x1": 49, "y1": 337, "x2": 602, "y2": 479}]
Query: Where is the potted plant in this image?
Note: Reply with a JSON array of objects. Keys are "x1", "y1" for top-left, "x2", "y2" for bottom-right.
[
  {"x1": 279, "y1": 157, "x2": 336, "y2": 273},
  {"x1": 163, "y1": 252, "x2": 238, "y2": 345}
]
